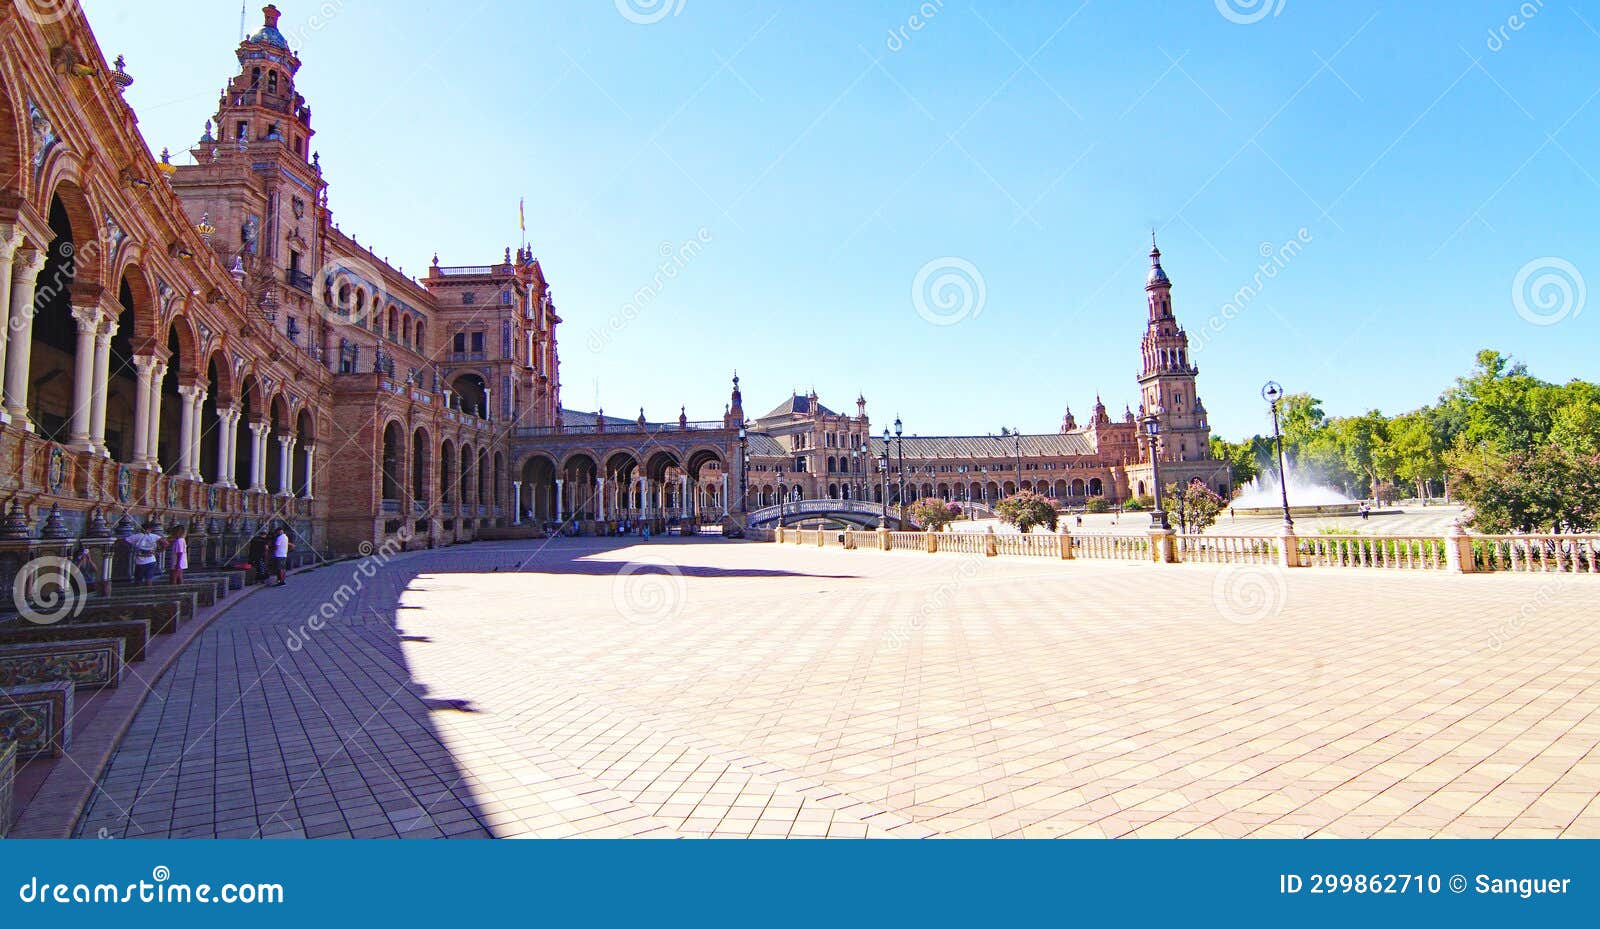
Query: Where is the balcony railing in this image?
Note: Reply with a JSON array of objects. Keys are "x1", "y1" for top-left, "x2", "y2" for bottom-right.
[
  {"x1": 285, "y1": 268, "x2": 314, "y2": 292},
  {"x1": 515, "y1": 420, "x2": 727, "y2": 439}
]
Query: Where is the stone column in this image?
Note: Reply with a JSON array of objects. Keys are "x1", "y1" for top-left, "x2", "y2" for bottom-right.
[
  {"x1": 512, "y1": 482, "x2": 522, "y2": 525},
  {"x1": 144, "y1": 362, "x2": 167, "y2": 471},
  {"x1": 680, "y1": 475, "x2": 691, "y2": 519},
  {"x1": 0, "y1": 228, "x2": 21, "y2": 423},
  {"x1": 88, "y1": 314, "x2": 117, "y2": 456},
  {"x1": 721, "y1": 474, "x2": 730, "y2": 517},
  {"x1": 130, "y1": 357, "x2": 157, "y2": 466},
  {"x1": 176, "y1": 384, "x2": 202, "y2": 478},
  {"x1": 301, "y1": 444, "x2": 316, "y2": 499},
  {"x1": 67, "y1": 306, "x2": 102, "y2": 451},
  {"x1": 596, "y1": 477, "x2": 606, "y2": 521},
  {"x1": 187, "y1": 389, "x2": 208, "y2": 480},
  {"x1": 3, "y1": 248, "x2": 45, "y2": 427},
  {"x1": 248, "y1": 423, "x2": 270, "y2": 491},
  {"x1": 555, "y1": 479, "x2": 565, "y2": 523},
  {"x1": 216, "y1": 407, "x2": 239, "y2": 487},
  {"x1": 276, "y1": 434, "x2": 296, "y2": 495}
]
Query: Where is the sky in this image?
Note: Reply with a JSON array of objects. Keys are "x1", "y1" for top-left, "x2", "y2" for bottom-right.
[{"x1": 81, "y1": 0, "x2": 1599, "y2": 440}]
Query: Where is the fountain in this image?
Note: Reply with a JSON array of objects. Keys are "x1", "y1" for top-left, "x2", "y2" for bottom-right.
[{"x1": 1230, "y1": 466, "x2": 1362, "y2": 518}]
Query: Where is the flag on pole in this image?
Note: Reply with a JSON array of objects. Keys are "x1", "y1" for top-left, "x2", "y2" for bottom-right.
[{"x1": 519, "y1": 198, "x2": 526, "y2": 233}]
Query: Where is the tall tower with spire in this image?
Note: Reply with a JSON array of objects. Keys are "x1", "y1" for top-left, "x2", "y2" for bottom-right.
[
  {"x1": 1137, "y1": 239, "x2": 1211, "y2": 464},
  {"x1": 175, "y1": 5, "x2": 328, "y2": 341}
]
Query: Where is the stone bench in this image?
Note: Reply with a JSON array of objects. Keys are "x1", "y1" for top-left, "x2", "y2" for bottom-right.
[
  {"x1": 2, "y1": 599, "x2": 182, "y2": 637},
  {"x1": 0, "y1": 740, "x2": 14, "y2": 838},
  {"x1": 77, "y1": 590, "x2": 199, "y2": 625},
  {"x1": 189, "y1": 568, "x2": 247, "y2": 591},
  {"x1": 0, "y1": 638, "x2": 125, "y2": 692},
  {"x1": 0, "y1": 619, "x2": 152, "y2": 665},
  {"x1": 0, "y1": 681, "x2": 74, "y2": 759}
]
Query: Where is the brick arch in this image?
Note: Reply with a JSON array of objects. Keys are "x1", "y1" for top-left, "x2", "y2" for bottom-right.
[
  {"x1": 558, "y1": 448, "x2": 601, "y2": 471},
  {"x1": 38, "y1": 170, "x2": 102, "y2": 289},
  {"x1": 165, "y1": 314, "x2": 202, "y2": 384},
  {"x1": 516, "y1": 450, "x2": 556, "y2": 475},
  {"x1": 115, "y1": 262, "x2": 161, "y2": 348},
  {"x1": 203, "y1": 348, "x2": 237, "y2": 407},
  {"x1": 0, "y1": 70, "x2": 26, "y2": 203}
]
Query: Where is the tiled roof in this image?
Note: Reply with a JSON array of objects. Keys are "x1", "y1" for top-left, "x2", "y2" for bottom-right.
[
  {"x1": 759, "y1": 395, "x2": 837, "y2": 420},
  {"x1": 560, "y1": 408, "x2": 645, "y2": 428},
  {"x1": 866, "y1": 433, "x2": 1097, "y2": 460},
  {"x1": 746, "y1": 433, "x2": 787, "y2": 457}
]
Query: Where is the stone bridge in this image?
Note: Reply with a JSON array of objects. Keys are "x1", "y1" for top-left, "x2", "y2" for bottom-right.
[{"x1": 746, "y1": 499, "x2": 917, "y2": 530}]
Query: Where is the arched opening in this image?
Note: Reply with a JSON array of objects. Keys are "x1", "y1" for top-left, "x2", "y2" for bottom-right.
[
  {"x1": 25, "y1": 196, "x2": 80, "y2": 441},
  {"x1": 267, "y1": 395, "x2": 290, "y2": 493},
  {"x1": 604, "y1": 451, "x2": 639, "y2": 520},
  {"x1": 155, "y1": 325, "x2": 191, "y2": 473},
  {"x1": 520, "y1": 455, "x2": 556, "y2": 523},
  {"x1": 476, "y1": 447, "x2": 489, "y2": 510},
  {"x1": 201, "y1": 355, "x2": 224, "y2": 483},
  {"x1": 439, "y1": 439, "x2": 456, "y2": 505},
  {"x1": 562, "y1": 453, "x2": 599, "y2": 521},
  {"x1": 1090, "y1": 478, "x2": 1105, "y2": 497},
  {"x1": 235, "y1": 376, "x2": 260, "y2": 488},
  {"x1": 295, "y1": 409, "x2": 316, "y2": 496},
  {"x1": 107, "y1": 275, "x2": 143, "y2": 462},
  {"x1": 492, "y1": 452, "x2": 504, "y2": 508},
  {"x1": 451, "y1": 373, "x2": 488, "y2": 418},
  {"x1": 411, "y1": 428, "x2": 431, "y2": 506},
  {"x1": 459, "y1": 444, "x2": 474, "y2": 505},
  {"x1": 381, "y1": 422, "x2": 404, "y2": 502}
]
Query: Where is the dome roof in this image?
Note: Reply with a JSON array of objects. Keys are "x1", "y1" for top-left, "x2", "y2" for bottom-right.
[
  {"x1": 1146, "y1": 240, "x2": 1171, "y2": 288},
  {"x1": 250, "y1": 5, "x2": 291, "y2": 50}
]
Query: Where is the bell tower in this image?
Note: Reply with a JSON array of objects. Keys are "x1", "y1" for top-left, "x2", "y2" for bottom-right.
[
  {"x1": 1136, "y1": 239, "x2": 1210, "y2": 463},
  {"x1": 215, "y1": 6, "x2": 315, "y2": 163}
]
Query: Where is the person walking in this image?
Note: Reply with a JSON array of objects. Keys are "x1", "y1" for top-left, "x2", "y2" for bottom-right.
[
  {"x1": 271, "y1": 525, "x2": 293, "y2": 587},
  {"x1": 168, "y1": 525, "x2": 189, "y2": 586},
  {"x1": 247, "y1": 529, "x2": 269, "y2": 585},
  {"x1": 129, "y1": 522, "x2": 163, "y2": 586}
]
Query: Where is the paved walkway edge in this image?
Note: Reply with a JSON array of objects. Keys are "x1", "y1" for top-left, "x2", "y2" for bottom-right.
[{"x1": 10, "y1": 559, "x2": 357, "y2": 839}]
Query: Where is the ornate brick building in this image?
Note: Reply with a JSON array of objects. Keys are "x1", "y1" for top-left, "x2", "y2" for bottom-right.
[
  {"x1": 0, "y1": 2, "x2": 1224, "y2": 577},
  {"x1": 742, "y1": 243, "x2": 1231, "y2": 513}
]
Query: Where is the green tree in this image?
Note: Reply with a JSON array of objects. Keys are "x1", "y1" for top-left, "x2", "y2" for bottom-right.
[
  {"x1": 1451, "y1": 445, "x2": 1600, "y2": 533},
  {"x1": 995, "y1": 491, "x2": 1058, "y2": 534}
]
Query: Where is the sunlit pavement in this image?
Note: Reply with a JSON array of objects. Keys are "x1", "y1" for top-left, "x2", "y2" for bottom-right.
[{"x1": 73, "y1": 538, "x2": 1600, "y2": 838}]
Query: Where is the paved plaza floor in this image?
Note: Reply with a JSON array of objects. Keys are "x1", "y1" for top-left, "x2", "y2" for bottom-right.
[{"x1": 71, "y1": 538, "x2": 1600, "y2": 839}]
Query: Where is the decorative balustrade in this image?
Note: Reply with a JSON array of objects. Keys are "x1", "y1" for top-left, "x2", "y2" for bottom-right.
[
  {"x1": 760, "y1": 524, "x2": 1600, "y2": 578},
  {"x1": 994, "y1": 534, "x2": 1060, "y2": 558},
  {"x1": 1071, "y1": 534, "x2": 1150, "y2": 561},
  {"x1": 1298, "y1": 535, "x2": 1447, "y2": 570},
  {"x1": 1472, "y1": 536, "x2": 1600, "y2": 574},
  {"x1": 1175, "y1": 535, "x2": 1278, "y2": 565}
]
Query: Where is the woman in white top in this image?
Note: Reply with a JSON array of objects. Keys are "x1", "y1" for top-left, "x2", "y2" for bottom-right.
[{"x1": 168, "y1": 525, "x2": 188, "y2": 585}]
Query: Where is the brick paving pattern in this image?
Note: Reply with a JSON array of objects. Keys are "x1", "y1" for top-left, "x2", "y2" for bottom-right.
[{"x1": 75, "y1": 539, "x2": 1600, "y2": 838}]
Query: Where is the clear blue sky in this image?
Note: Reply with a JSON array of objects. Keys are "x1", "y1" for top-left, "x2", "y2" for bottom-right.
[{"x1": 84, "y1": 0, "x2": 1598, "y2": 439}]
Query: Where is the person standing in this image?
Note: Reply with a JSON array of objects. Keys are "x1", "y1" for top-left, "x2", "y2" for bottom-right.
[
  {"x1": 168, "y1": 525, "x2": 189, "y2": 586},
  {"x1": 129, "y1": 522, "x2": 163, "y2": 586},
  {"x1": 271, "y1": 525, "x2": 293, "y2": 587},
  {"x1": 247, "y1": 529, "x2": 268, "y2": 585}
]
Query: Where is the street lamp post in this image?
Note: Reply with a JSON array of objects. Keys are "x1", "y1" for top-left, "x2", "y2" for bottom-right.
[
  {"x1": 894, "y1": 417, "x2": 906, "y2": 514},
  {"x1": 851, "y1": 446, "x2": 860, "y2": 503},
  {"x1": 1262, "y1": 381, "x2": 1294, "y2": 533},
  {"x1": 776, "y1": 469, "x2": 787, "y2": 528},
  {"x1": 738, "y1": 424, "x2": 749, "y2": 515},
  {"x1": 879, "y1": 440, "x2": 891, "y2": 528},
  {"x1": 1143, "y1": 405, "x2": 1170, "y2": 531},
  {"x1": 1013, "y1": 433, "x2": 1023, "y2": 492}
]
